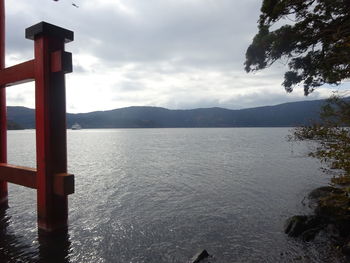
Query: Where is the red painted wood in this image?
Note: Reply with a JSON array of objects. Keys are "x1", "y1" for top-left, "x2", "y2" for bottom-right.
[
  {"x1": 0, "y1": 0, "x2": 8, "y2": 207},
  {"x1": 0, "y1": 163, "x2": 36, "y2": 189},
  {"x1": 34, "y1": 34, "x2": 69, "y2": 232},
  {"x1": 0, "y1": 59, "x2": 35, "y2": 86},
  {"x1": 0, "y1": 19, "x2": 74, "y2": 232},
  {"x1": 0, "y1": 163, "x2": 74, "y2": 195},
  {"x1": 51, "y1": 50, "x2": 72, "y2": 73},
  {"x1": 53, "y1": 173, "x2": 74, "y2": 196}
]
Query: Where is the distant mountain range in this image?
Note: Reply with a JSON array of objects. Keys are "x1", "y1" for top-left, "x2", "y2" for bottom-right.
[{"x1": 7, "y1": 99, "x2": 327, "y2": 129}]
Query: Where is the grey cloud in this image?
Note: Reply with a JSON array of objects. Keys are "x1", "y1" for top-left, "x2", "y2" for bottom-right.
[
  {"x1": 73, "y1": 64, "x2": 88, "y2": 74},
  {"x1": 221, "y1": 92, "x2": 323, "y2": 109},
  {"x1": 73, "y1": 0, "x2": 261, "y2": 70},
  {"x1": 6, "y1": 0, "x2": 262, "y2": 70},
  {"x1": 162, "y1": 90, "x2": 323, "y2": 110},
  {"x1": 5, "y1": 0, "x2": 333, "y2": 113},
  {"x1": 6, "y1": 1, "x2": 78, "y2": 59},
  {"x1": 7, "y1": 93, "x2": 26, "y2": 104},
  {"x1": 115, "y1": 81, "x2": 145, "y2": 92}
]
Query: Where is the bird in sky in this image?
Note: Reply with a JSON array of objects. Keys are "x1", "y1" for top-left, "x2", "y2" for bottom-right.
[{"x1": 52, "y1": 0, "x2": 79, "y2": 8}]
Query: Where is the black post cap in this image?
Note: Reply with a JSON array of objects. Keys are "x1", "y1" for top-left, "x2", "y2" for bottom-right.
[{"x1": 25, "y1": 22, "x2": 74, "y2": 43}]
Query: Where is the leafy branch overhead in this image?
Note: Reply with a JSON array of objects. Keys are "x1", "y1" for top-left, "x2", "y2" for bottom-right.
[
  {"x1": 245, "y1": 0, "x2": 350, "y2": 95},
  {"x1": 290, "y1": 95, "x2": 350, "y2": 177}
]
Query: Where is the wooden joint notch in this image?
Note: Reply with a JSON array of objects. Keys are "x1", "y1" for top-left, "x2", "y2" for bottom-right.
[
  {"x1": 53, "y1": 173, "x2": 74, "y2": 196},
  {"x1": 51, "y1": 50, "x2": 72, "y2": 73},
  {"x1": 0, "y1": 60, "x2": 35, "y2": 87}
]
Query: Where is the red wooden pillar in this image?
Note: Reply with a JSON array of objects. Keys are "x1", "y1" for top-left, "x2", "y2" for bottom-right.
[
  {"x1": 26, "y1": 22, "x2": 73, "y2": 232},
  {"x1": 0, "y1": 0, "x2": 8, "y2": 207}
]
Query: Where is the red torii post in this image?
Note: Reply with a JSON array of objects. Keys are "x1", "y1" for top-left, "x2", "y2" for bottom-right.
[
  {"x1": 0, "y1": 0, "x2": 74, "y2": 233},
  {"x1": 0, "y1": 0, "x2": 7, "y2": 207}
]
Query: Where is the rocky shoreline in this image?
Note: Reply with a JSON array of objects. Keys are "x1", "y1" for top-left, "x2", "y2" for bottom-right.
[{"x1": 285, "y1": 176, "x2": 350, "y2": 257}]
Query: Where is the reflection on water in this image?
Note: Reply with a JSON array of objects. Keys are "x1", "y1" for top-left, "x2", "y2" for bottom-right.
[
  {"x1": 0, "y1": 206, "x2": 71, "y2": 263},
  {"x1": 38, "y1": 229, "x2": 71, "y2": 263},
  {"x1": 0, "y1": 206, "x2": 35, "y2": 262},
  {"x1": 1, "y1": 128, "x2": 349, "y2": 262}
]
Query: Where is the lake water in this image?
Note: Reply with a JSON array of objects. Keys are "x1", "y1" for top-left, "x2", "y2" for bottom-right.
[{"x1": 0, "y1": 128, "x2": 346, "y2": 262}]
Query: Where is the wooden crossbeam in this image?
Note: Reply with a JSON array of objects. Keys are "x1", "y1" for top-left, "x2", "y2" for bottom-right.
[
  {"x1": 0, "y1": 60, "x2": 34, "y2": 87},
  {"x1": 0, "y1": 163, "x2": 36, "y2": 188},
  {"x1": 0, "y1": 163, "x2": 74, "y2": 195},
  {"x1": 0, "y1": 50, "x2": 72, "y2": 88}
]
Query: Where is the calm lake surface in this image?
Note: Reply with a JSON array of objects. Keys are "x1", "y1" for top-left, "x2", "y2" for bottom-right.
[{"x1": 0, "y1": 128, "x2": 346, "y2": 262}]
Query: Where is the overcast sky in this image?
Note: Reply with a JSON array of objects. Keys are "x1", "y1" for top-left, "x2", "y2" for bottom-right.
[{"x1": 4, "y1": 0, "x2": 349, "y2": 113}]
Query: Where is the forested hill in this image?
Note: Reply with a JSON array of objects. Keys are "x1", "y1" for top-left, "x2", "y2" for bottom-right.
[{"x1": 7, "y1": 99, "x2": 326, "y2": 129}]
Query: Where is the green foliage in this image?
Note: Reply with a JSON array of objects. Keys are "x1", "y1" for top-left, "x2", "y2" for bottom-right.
[
  {"x1": 290, "y1": 95, "x2": 350, "y2": 175},
  {"x1": 245, "y1": 0, "x2": 350, "y2": 95}
]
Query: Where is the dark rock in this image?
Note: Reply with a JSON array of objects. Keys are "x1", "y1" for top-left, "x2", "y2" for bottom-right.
[
  {"x1": 342, "y1": 242, "x2": 350, "y2": 255},
  {"x1": 301, "y1": 228, "x2": 320, "y2": 241},
  {"x1": 308, "y1": 186, "x2": 344, "y2": 200},
  {"x1": 332, "y1": 217, "x2": 350, "y2": 237},
  {"x1": 308, "y1": 187, "x2": 345, "y2": 210},
  {"x1": 315, "y1": 194, "x2": 350, "y2": 219},
  {"x1": 286, "y1": 185, "x2": 350, "y2": 256},
  {"x1": 325, "y1": 223, "x2": 341, "y2": 238},
  {"x1": 285, "y1": 215, "x2": 307, "y2": 236},
  {"x1": 284, "y1": 215, "x2": 325, "y2": 238},
  {"x1": 191, "y1": 249, "x2": 210, "y2": 263},
  {"x1": 331, "y1": 176, "x2": 350, "y2": 186}
]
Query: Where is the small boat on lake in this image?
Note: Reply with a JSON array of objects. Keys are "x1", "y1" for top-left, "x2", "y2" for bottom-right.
[{"x1": 71, "y1": 123, "x2": 82, "y2": 130}]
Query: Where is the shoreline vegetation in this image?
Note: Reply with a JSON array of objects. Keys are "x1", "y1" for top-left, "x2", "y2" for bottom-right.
[
  {"x1": 244, "y1": 0, "x2": 350, "y2": 256},
  {"x1": 285, "y1": 176, "x2": 350, "y2": 257},
  {"x1": 286, "y1": 96, "x2": 350, "y2": 259}
]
